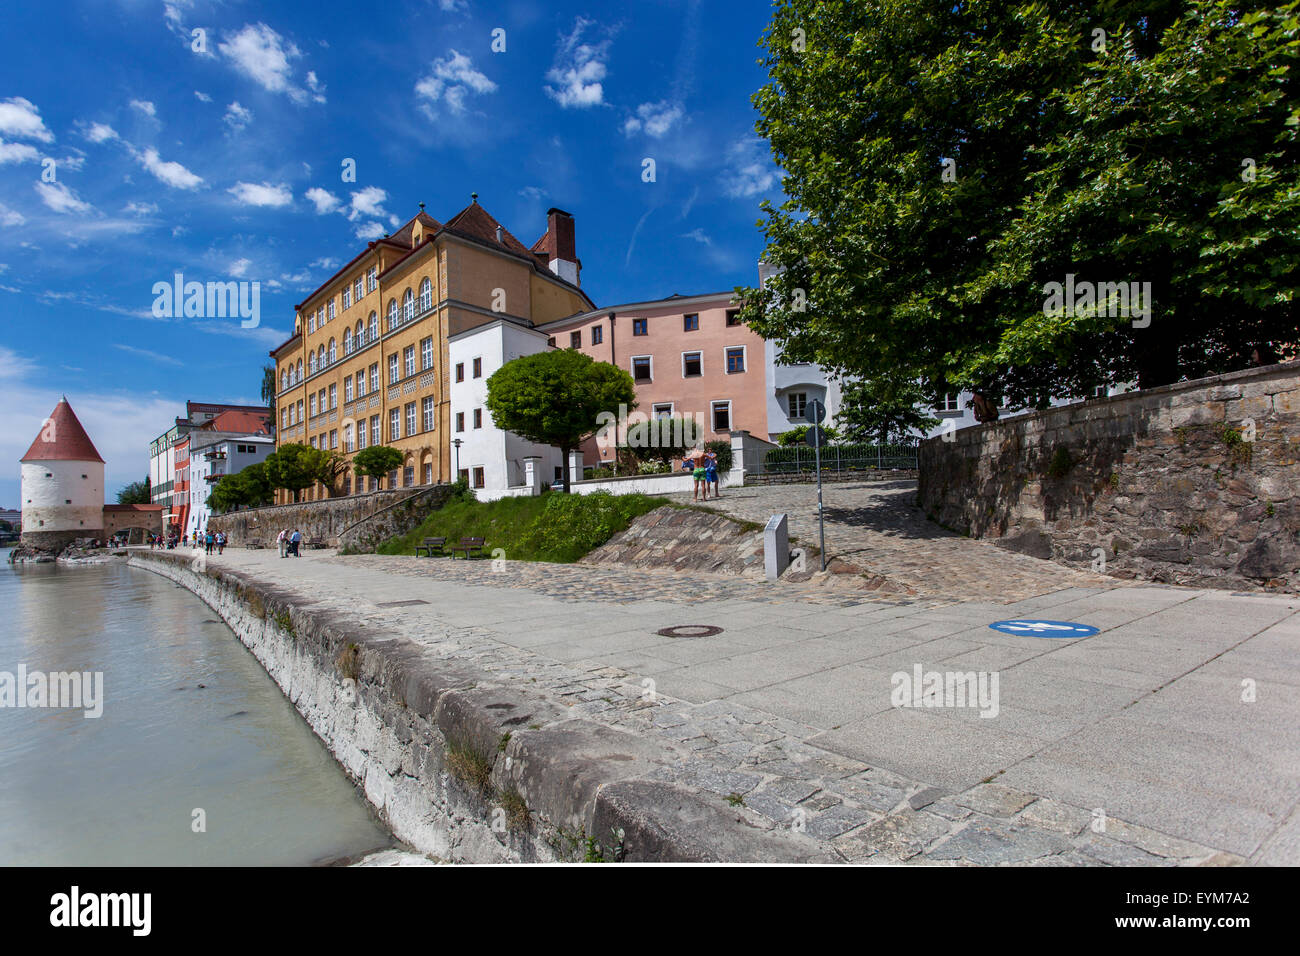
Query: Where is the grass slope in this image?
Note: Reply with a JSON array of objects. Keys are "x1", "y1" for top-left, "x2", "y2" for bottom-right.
[{"x1": 378, "y1": 489, "x2": 672, "y2": 563}]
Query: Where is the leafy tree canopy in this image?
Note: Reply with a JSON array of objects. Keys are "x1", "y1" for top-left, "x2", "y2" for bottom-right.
[
  {"x1": 352, "y1": 445, "x2": 404, "y2": 481},
  {"x1": 116, "y1": 477, "x2": 151, "y2": 505},
  {"x1": 739, "y1": 0, "x2": 1298, "y2": 413},
  {"x1": 486, "y1": 349, "x2": 637, "y2": 491}
]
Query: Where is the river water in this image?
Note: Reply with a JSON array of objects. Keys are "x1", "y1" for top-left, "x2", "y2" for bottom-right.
[{"x1": 0, "y1": 549, "x2": 393, "y2": 865}]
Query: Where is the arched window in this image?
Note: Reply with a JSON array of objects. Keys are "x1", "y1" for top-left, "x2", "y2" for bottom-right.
[
  {"x1": 328, "y1": 339, "x2": 336, "y2": 364},
  {"x1": 368, "y1": 312, "x2": 377, "y2": 341},
  {"x1": 295, "y1": 359, "x2": 302, "y2": 382},
  {"x1": 355, "y1": 319, "x2": 364, "y2": 345},
  {"x1": 317, "y1": 345, "x2": 326, "y2": 369},
  {"x1": 308, "y1": 352, "x2": 317, "y2": 374},
  {"x1": 343, "y1": 329, "x2": 353, "y2": 354},
  {"x1": 402, "y1": 288, "x2": 414, "y2": 321},
  {"x1": 281, "y1": 371, "x2": 287, "y2": 390},
  {"x1": 419, "y1": 277, "x2": 432, "y2": 313},
  {"x1": 386, "y1": 299, "x2": 398, "y2": 331}
]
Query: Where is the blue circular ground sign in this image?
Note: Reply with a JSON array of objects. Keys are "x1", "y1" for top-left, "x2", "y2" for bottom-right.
[{"x1": 989, "y1": 619, "x2": 1100, "y2": 638}]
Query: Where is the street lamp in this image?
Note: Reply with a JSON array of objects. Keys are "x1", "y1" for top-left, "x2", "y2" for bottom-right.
[{"x1": 451, "y1": 438, "x2": 463, "y2": 478}]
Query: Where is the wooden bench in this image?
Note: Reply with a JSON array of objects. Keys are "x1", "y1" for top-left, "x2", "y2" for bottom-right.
[
  {"x1": 415, "y1": 536, "x2": 447, "y2": 557},
  {"x1": 448, "y1": 536, "x2": 486, "y2": 559}
]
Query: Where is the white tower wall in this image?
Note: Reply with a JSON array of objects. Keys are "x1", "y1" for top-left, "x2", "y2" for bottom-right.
[{"x1": 21, "y1": 459, "x2": 104, "y2": 535}]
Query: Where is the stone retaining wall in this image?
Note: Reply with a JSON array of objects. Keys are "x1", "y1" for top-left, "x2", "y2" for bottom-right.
[
  {"x1": 210, "y1": 485, "x2": 451, "y2": 551},
  {"x1": 129, "y1": 551, "x2": 820, "y2": 863},
  {"x1": 917, "y1": 362, "x2": 1300, "y2": 591}
]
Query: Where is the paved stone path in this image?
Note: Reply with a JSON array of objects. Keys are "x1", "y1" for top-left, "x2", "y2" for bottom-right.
[
  {"x1": 192, "y1": 546, "x2": 1300, "y2": 865},
  {"x1": 670, "y1": 479, "x2": 1120, "y2": 603}
]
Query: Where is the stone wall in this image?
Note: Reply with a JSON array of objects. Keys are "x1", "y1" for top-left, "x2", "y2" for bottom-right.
[
  {"x1": 917, "y1": 362, "x2": 1300, "y2": 591},
  {"x1": 129, "y1": 551, "x2": 821, "y2": 863},
  {"x1": 210, "y1": 485, "x2": 451, "y2": 551},
  {"x1": 581, "y1": 505, "x2": 765, "y2": 575}
]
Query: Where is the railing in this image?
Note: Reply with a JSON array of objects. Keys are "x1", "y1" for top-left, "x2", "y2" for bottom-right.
[{"x1": 760, "y1": 442, "x2": 919, "y2": 475}]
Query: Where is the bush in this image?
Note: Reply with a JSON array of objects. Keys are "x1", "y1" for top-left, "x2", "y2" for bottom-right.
[{"x1": 703, "y1": 440, "x2": 733, "y2": 473}]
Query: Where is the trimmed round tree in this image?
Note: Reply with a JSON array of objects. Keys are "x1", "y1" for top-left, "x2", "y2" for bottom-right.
[
  {"x1": 486, "y1": 349, "x2": 636, "y2": 493},
  {"x1": 352, "y1": 445, "x2": 404, "y2": 491}
]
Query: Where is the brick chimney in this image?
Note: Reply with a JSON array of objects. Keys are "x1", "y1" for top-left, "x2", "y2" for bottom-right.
[{"x1": 544, "y1": 208, "x2": 579, "y2": 286}]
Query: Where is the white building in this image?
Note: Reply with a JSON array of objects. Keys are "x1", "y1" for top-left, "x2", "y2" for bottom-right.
[
  {"x1": 757, "y1": 262, "x2": 844, "y2": 437},
  {"x1": 187, "y1": 433, "x2": 275, "y2": 538},
  {"x1": 19, "y1": 398, "x2": 105, "y2": 550},
  {"x1": 447, "y1": 318, "x2": 566, "y2": 499}
]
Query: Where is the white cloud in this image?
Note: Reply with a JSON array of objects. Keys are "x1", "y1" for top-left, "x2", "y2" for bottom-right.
[
  {"x1": 347, "y1": 185, "x2": 389, "y2": 222},
  {"x1": 438, "y1": 0, "x2": 468, "y2": 10},
  {"x1": 681, "y1": 228, "x2": 712, "y2": 246},
  {"x1": 415, "y1": 50, "x2": 497, "y2": 114},
  {"x1": 83, "y1": 122, "x2": 119, "y2": 144},
  {"x1": 114, "y1": 343, "x2": 181, "y2": 366},
  {"x1": 545, "y1": 18, "x2": 611, "y2": 109},
  {"x1": 223, "y1": 101, "x2": 253, "y2": 131},
  {"x1": 35, "y1": 181, "x2": 92, "y2": 214},
  {"x1": 194, "y1": 90, "x2": 212, "y2": 103},
  {"x1": 218, "y1": 23, "x2": 323, "y2": 104},
  {"x1": 518, "y1": 185, "x2": 545, "y2": 201},
  {"x1": 354, "y1": 221, "x2": 385, "y2": 241},
  {"x1": 227, "y1": 181, "x2": 293, "y2": 207},
  {"x1": 0, "y1": 203, "x2": 24, "y2": 227},
  {"x1": 0, "y1": 97, "x2": 54, "y2": 143},
  {"x1": 229, "y1": 257, "x2": 252, "y2": 277},
  {"x1": 305, "y1": 187, "x2": 340, "y2": 214},
  {"x1": 623, "y1": 101, "x2": 683, "y2": 138},
  {"x1": 129, "y1": 99, "x2": 157, "y2": 117},
  {"x1": 310, "y1": 257, "x2": 339, "y2": 270},
  {"x1": 123, "y1": 201, "x2": 159, "y2": 216},
  {"x1": 137, "y1": 147, "x2": 204, "y2": 189},
  {"x1": 720, "y1": 137, "x2": 778, "y2": 198},
  {"x1": 0, "y1": 139, "x2": 40, "y2": 164}
]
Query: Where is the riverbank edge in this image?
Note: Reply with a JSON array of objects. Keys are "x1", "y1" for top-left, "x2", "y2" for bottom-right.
[{"x1": 130, "y1": 551, "x2": 826, "y2": 863}]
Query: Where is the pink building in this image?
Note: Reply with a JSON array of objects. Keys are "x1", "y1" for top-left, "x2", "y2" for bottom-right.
[{"x1": 538, "y1": 291, "x2": 764, "y2": 465}]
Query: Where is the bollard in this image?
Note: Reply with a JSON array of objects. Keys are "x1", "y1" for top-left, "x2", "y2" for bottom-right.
[{"x1": 764, "y1": 513, "x2": 790, "y2": 582}]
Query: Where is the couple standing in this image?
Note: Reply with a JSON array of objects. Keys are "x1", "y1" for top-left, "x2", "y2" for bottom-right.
[
  {"x1": 687, "y1": 448, "x2": 720, "y2": 501},
  {"x1": 278, "y1": 528, "x2": 302, "y2": 558}
]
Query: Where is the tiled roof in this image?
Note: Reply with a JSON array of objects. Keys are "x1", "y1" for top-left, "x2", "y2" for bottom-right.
[
  {"x1": 20, "y1": 398, "x2": 104, "y2": 463},
  {"x1": 201, "y1": 409, "x2": 272, "y2": 435},
  {"x1": 442, "y1": 201, "x2": 542, "y2": 264}
]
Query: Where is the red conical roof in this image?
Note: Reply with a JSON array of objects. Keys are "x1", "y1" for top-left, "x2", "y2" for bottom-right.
[{"x1": 21, "y1": 398, "x2": 104, "y2": 463}]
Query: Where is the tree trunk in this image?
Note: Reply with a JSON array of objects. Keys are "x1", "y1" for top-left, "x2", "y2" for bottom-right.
[{"x1": 560, "y1": 446, "x2": 572, "y2": 494}]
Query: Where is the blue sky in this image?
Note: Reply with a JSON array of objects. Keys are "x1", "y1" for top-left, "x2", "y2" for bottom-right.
[{"x1": 0, "y1": 0, "x2": 782, "y2": 505}]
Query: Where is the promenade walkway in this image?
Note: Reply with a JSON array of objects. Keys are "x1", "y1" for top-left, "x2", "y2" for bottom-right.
[{"x1": 194, "y1": 541, "x2": 1300, "y2": 866}]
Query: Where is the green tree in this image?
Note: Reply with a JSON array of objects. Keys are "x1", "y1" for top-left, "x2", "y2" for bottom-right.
[
  {"x1": 208, "y1": 462, "x2": 274, "y2": 513},
  {"x1": 117, "y1": 477, "x2": 151, "y2": 505},
  {"x1": 263, "y1": 444, "x2": 321, "y2": 503},
  {"x1": 835, "y1": 376, "x2": 940, "y2": 445},
  {"x1": 778, "y1": 424, "x2": 841, "y2": 447},
  {"x1": 624, "y1": 416, "x2": 702, "y2": 465},
  {"x1": 486, "y1": 350, "x2": 637, "y2": 492},
  {"x1": 352, "y1": 446, "x2": 404, "y2": 489},
  {"x1": 739, "y1": 1, "x2": 1297, "y2": 415},
  {"x1": 261, "y1": 364, "x2": 277, "y2": 411}
]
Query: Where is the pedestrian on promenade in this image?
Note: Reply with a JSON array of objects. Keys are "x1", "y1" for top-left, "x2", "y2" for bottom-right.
[
  {"x1": 277, "y1": 528, "x2": 287, "y2": 558},
  {"x1": 205, "y1": 530, "x2": 214, "y2": 555},
  {"x1": 290, "y1": 528, "x2": 302, "y2": 557},
  {"x1": 704, "y1": 450, "x2": 720, "y2": 499},
  {"x1": 216, "y1": 531, "x2": 226, "y2": 555},
  {"x1": 690, "y1": 449, "x2": 708, "y2": 501}
]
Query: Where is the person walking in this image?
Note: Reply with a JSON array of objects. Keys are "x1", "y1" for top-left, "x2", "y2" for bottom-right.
[
  {"x1": 290, "y1": 528, "x2": 302, "y2": 557},
  {"x1": 205, "y1": 530, "x2": 214, "y2": 555},
  {"x1": 216, "y1": 531, "x2": 226, "y2": 555},
  {"x1": 277, "y1": 528, "x2": 287, "y2": 558}
]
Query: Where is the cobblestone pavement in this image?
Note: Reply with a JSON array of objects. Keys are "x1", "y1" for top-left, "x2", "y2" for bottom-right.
[
  {"x1": 670, "y1": 479, "x2": 1121, "y2": 603},
  {"x1": 197, "y1": 547, "x2": 1300, "y2": 865}
]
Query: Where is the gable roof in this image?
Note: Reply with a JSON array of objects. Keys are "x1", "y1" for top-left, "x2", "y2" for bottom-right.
[{"x1": 21, "y1": 398, "x2": 104, "y2": 463}]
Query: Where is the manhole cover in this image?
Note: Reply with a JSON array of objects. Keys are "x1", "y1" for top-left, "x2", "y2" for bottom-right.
[
  {"x1": 375, "y1": 599, "x2": 429, "y2": 608},
  {"x1": 656, "y1": 625, "x2": 724, "y2": 639},
  {"x1": 988, "y1": 619, "x2": 1099, "y2": 638}
]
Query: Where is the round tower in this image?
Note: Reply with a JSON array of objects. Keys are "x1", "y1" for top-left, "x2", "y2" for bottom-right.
[{"x1": 20, "y1": 397, "x2": 105, "y2": 551}]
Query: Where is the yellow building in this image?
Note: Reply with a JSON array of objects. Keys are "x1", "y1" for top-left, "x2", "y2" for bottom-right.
[{"x1": 269, "y1": 197, "x2": 592, "y2": 502}]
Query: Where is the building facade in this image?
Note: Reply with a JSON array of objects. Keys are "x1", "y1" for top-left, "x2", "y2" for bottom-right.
[
  {"x1": 187, "y1": 432, "x2": 275, "y2": 538},
  {"x1": 150, "y1": 400, "x2": 273, "y2": 526},
  {"x1": 268, "y1": 200, "x2": 593, "y2": 503}
]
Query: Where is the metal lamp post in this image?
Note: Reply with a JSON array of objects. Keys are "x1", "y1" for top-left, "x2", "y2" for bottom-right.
[{"x1": 451, "y1": 438, "x2": 463, "y2": 478}]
